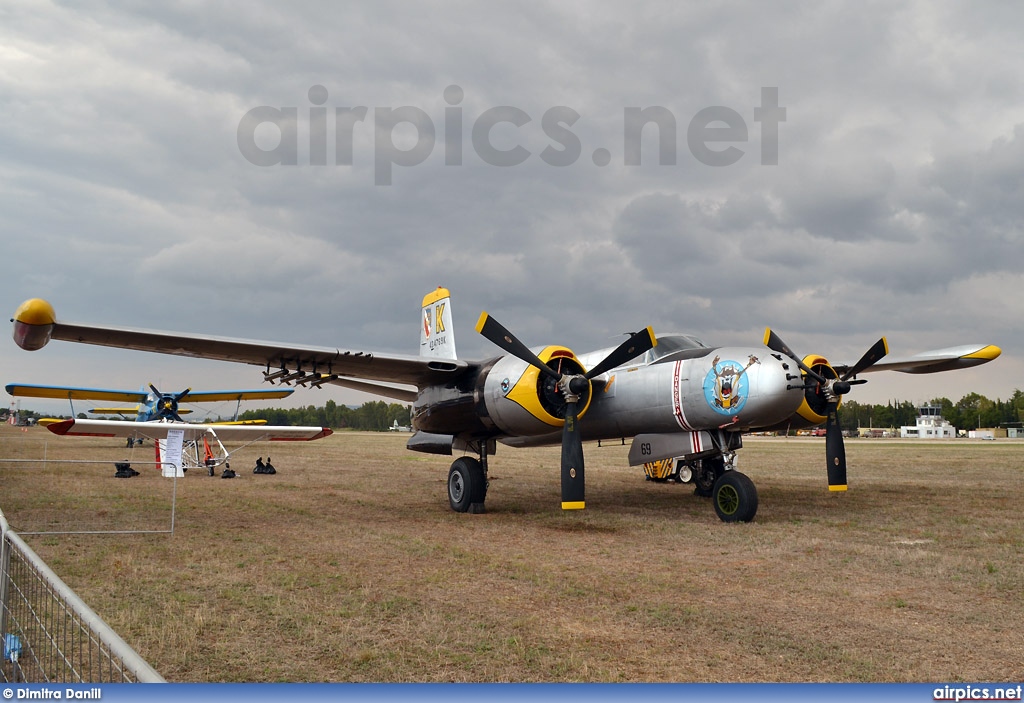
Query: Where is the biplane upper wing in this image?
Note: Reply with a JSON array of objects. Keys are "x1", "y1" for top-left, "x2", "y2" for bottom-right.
[
  {"x1": 833, "y1": 344, "x2": 1002, "y2": 376},
  {"x1": 13, "y1": 299, "x2": 471, "y2": 391},
  {"x1": 5, "y1": 383, "x2": 148, "y2": 403},
  {"x1": 5, "y1": 383, "x2": 293, "y2": 403},
  {"x1": 176, "y1": 389, "x2": 294, "y2": 402},
  {"x1": 43, "y1": 418, "x2": 333, "y2": 442}
]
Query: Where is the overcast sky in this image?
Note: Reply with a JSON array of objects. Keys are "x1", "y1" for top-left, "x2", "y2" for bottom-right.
[{"x1": 2, "y1": 0, "x2": 1021, "y2": 419}]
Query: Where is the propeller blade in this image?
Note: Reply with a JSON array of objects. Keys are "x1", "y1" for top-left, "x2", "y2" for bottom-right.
[
  {"x1": 560, "y1": 398, "x2": 586, "y2": 509},
  {"x1": 825, "y1": 402, "x2": 847, "y2": 491},
  {"x1": 763, "y1": 328, "x2": 827, "y2": 383},
  {"x1": 585, "y1": 327, "x2": 657, "y2": 380},
  {"x1": 475, "y1": 312, "x2": 560, "y2": 382},
  {"x1": 840, "y1": 337, "x2": 889, "y2": 381},
  {"x1": 174, "y1": 387, "x2": 192, "y2": 402}
]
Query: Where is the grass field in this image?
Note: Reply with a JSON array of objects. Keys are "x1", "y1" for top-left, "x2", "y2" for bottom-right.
[{"x1": 1, "y1": 424, "x2": 1022, "y2": 682}]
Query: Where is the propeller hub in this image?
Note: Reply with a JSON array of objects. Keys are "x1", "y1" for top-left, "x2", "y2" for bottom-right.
[
  {"x1": 563, "y1": 375, "x2": 589, "y2": 401},
  {"x1": 832, "y1": 380, "x2": 852, "y2": 397}
]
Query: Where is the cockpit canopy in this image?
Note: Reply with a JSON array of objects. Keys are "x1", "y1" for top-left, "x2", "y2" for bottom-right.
[{"x1": 645, "y1": 333, "x2": 709, "y2": 364}]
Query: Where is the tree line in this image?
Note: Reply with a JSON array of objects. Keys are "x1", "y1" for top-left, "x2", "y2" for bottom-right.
[
  {"x1": 838, "y1": 391, "x2": 1024, "y2": 432},
  {"x1": 236, "y1": 399, "x2": 412, "y2": 431}
]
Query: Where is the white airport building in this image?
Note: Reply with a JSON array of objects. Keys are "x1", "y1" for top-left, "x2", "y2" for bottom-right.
[{"x1": 899, "y1": 403, "x2": 956, "y2": 439}]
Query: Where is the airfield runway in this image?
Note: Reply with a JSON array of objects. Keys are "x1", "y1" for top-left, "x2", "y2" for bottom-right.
[{"x1": 1, "y1": 425, "x2": 1021, "y2": 682}]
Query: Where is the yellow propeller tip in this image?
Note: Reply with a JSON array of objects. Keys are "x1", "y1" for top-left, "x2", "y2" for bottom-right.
[{"x1": 474, "y1": 312, "x2": 489, "y2": 333}]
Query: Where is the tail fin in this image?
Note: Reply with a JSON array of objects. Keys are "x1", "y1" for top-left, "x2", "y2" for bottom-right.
[{"x1": 419, "y1": 287, "x2": 457, "y2": 360}]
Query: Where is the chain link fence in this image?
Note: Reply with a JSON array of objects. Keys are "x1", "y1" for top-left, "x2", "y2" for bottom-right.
[{"x1": 0, "y1": 510, "x2": 164, "y2": 683}]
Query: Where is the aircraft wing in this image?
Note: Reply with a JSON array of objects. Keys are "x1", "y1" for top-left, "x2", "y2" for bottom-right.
[
  {"x1": 43, "y1": 418, "x2": 333, "y2": 442},
  {"x1": 5, "y1": 383, "x2": 148, "y2": 403},
  {"x1": 178, "y1": 389, "x2": 294, "y2": 402},
  {"x1": 87, "y1": 406, "x2": 193, "y2": 415},
  {"x1": 13, "y1": 299, "x2": 471, "y2": 388},
  {"x1": 833, "y1": 344, "x2": 1002, "y2": 376}
]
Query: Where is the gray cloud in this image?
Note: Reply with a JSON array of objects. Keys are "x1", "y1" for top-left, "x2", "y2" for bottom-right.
[{"x1": 2, "y1": 1, "x2": 1020, "y2": 414}]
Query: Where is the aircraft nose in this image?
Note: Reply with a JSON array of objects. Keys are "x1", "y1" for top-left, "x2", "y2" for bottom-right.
[{"x1": 748, "y1": 350, "x2": 805, "y2": 426}]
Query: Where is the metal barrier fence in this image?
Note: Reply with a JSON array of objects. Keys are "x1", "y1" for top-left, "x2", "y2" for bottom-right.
[{"x1": 0, "y1": 510, "x2": 165, "y2": 683}]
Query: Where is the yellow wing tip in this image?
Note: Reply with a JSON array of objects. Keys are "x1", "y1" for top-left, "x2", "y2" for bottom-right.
[
  {"x1": 963, "y1": 344, "x2": 1002, "y2": 362},
  {"x1": 14, "y1": 298, "x2": 56, "y2": 326},
  {"x1": 474, "y1": 311, "x2": 489, "y2": 334}
]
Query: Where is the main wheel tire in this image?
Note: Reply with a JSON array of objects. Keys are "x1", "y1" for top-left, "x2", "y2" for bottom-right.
[
  {"x1": 712, "y1": 471, "x2": 758, "y2": 523},
  {"x1": 448, "y1": 457, "x2": 486, "y2": 513}
]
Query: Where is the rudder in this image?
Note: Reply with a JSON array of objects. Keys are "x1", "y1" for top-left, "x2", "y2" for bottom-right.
[{"x1": 420, "y1": 287, "x2": 457, "y2": 360}]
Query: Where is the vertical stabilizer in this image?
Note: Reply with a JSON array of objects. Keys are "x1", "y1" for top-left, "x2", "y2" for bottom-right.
[{"x1": 420, "y1": 287, "x2": 457, "y2": 359}]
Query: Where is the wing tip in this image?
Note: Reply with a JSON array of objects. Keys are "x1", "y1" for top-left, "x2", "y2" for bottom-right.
[
  {"x1": 963, "y1": 344, "x2": 1001, "y2": 362},
  {"x1": 12, "y1": 298, "x2": 57, "y2": 351}
]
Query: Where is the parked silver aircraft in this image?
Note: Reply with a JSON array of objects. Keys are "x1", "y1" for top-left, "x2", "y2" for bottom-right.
[{"x1": 11, "y1": 291, "x2": 1000, "y2": 521}]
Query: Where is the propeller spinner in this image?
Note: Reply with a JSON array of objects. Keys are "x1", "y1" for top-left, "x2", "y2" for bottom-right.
[
  {"x1": 477, "y1": 313, "x2": 657, "y2": 510},
  {"x1": 763, "y1": 330, "x2": 888, "y2": 491}
]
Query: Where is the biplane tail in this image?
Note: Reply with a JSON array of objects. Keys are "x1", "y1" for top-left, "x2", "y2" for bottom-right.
[{"x1": 419, "y1": 287, "x2": 457, "y2": 360}]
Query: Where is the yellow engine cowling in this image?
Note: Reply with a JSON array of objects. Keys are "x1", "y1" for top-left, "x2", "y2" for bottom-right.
[
  {"x1": 792, "y1": 354, "x2": 842, "y2": 426},
  {"x1": 481, "y1": 346, "x2": 594, "y2": 436}
]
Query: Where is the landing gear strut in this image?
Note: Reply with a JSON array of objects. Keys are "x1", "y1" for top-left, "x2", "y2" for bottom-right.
[{"x1": 692, "y1": 456, "x2": 724, "y2": 497}]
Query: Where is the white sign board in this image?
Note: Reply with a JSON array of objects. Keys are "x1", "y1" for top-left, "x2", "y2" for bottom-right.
[{"x1": 160, "y1": 428, "x2": 185, "y2": 477}]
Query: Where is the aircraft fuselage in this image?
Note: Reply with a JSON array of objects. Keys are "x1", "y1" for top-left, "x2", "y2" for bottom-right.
[{"x1": 410, "y1": 338, "x2": 805, "y2": 450}]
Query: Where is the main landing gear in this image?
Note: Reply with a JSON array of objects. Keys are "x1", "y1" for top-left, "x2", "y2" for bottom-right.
[
  {"x1": 446, "y1": 443, "x2": 757, "y2": 523},
  {"x1": 678, "y1": 453, "x2": 758, "y2": 523},
  {"x1": 448, "y1": 456, "x2": 487, "y2": 514}
]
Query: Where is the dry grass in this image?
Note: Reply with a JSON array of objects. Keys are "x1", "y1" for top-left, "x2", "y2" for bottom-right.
[{"x1": 1, "y1": 424, "x2": 1022, "y2": 682}]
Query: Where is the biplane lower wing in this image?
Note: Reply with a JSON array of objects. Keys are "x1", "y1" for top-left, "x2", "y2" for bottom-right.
[{"x1": 43, "y1": 419, "x2": 332, "y2": 442}]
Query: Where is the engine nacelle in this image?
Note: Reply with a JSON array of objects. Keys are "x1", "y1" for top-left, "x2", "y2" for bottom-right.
[
  {"x1": 12, "y1": 299, "x2": 56, "y2": 351},
  {"x1": 479, "y1": 346, "x2": 594, "y2": 438}
]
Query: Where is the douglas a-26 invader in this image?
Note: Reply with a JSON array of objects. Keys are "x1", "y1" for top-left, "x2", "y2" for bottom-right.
[{"x1": 11, "y1": 290, "x2": 1000, "y2": 521}]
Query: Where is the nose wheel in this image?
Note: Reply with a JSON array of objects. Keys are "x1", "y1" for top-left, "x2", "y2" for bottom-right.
[{"x1": 712, "y1": 471, "x2": 758, "y2": 522}]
